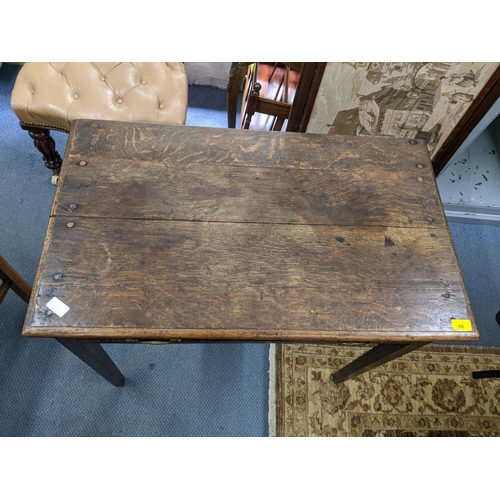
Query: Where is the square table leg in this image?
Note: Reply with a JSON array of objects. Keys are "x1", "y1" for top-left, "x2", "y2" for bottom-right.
[
  {"x1": 330, "y1": 342, "x2": 430, "y2": 383},
  {"x1": 57, "y1": 338, "x2": 125, "y2": 387}
]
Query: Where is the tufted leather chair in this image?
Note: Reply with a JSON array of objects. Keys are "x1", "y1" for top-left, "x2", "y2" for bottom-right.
[{"x1": 10, "y1": 62, "x2": 188, "y2": 183}]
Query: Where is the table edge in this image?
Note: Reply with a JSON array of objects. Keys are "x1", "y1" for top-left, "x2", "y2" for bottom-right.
[{"x1": 21, "y1": 326, "x2": 479, "y2": 343}]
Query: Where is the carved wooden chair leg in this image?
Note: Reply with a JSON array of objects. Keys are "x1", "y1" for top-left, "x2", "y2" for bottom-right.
[{"x1": 20, "y1": 124, "x2": 63, "y2": 184}]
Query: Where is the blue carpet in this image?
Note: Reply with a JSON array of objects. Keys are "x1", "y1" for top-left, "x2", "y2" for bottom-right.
[
  {"x1": 1, "y1": 63, "x2": 500, "y2": 436},
  {"x1": 448, "y1": 223, "x2": 500, "y2": 346},
  {"x1": 186, "y1": 83, "x2": 231, "y2": 127},
  {"x1": 0, "y1": 63, "x2": 267, "y2": 436}
]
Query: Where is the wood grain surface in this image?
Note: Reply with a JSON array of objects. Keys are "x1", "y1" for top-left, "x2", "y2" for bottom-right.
[
  {"x1": 54, "y1": 158, "x2": 443, "y2": 227},
  {"x1": 67, "y1": 120, "x2": 430, "y2": 170},
  {"x1": 23, "y1": 120, "x2": 478, "y2": 343}
]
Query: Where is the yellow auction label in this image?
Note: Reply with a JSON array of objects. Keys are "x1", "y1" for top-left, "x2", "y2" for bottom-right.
[{"x1": 451, "y1": 319, "x2": 473, "y2": 331}]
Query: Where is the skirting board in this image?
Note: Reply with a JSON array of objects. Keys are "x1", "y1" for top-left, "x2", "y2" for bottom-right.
[
  {"x1": 443, "y1": 204, "x2": 500, "y2": 226},
  {"x1": 184, "y1": 62, "x2": 231, "y2": 89}
]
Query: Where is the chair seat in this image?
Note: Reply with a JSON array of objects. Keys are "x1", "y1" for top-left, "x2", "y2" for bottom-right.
[{"x1": 11, "y1": 62, "x2": 188, "y2": 130}]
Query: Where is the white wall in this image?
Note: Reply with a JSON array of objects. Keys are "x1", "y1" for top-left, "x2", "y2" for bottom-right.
[{"x1": 184, "y1": 62, "x2": 231, "y2": 89}]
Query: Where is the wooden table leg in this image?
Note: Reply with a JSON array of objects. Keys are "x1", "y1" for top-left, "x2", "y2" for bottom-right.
[
  {"x1": 330, "y1": 342, "x2": 430, "y2": 383},
  {"x1": 472, "y1": 370, "x2": 500, "y2": 379},
  {"x1": 57, "y1": 338, "x2": 125, "y2": 387}
]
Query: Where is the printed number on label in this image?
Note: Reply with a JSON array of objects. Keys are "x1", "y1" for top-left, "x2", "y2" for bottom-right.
[{"x1": 451, "y1": 319, "x2": 472, "y2": 331}]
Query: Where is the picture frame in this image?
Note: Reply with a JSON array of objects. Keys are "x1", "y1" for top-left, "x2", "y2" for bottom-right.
[{"x1": 304, "y1": 63, "x2": 500, "y2": 176}]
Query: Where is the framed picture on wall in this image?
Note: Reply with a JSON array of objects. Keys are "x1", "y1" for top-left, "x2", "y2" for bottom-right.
[{"x1": 305, "y1": 63, "x2": 500, "y2": 175}]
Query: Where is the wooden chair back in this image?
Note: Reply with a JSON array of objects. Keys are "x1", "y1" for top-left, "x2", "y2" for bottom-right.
[{"x1": 0, "y1": 255, "x2": 32, "y2": 305}]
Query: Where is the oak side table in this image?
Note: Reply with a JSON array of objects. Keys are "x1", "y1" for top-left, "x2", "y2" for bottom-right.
[{"x1": 23, "y1": 119, "x2": 478, "y2": 386}]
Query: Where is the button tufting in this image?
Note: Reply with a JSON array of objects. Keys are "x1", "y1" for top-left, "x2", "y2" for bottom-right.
[{"x1": 11, "y1": 62, "x2": 189, "y2": 131}]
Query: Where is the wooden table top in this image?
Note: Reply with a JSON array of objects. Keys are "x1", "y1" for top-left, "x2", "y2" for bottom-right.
[{"x1": 23, "y1": 119, "x2": 479, "y2": 343}]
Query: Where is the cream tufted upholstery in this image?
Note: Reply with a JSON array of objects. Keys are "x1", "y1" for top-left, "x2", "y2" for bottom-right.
[{"x1": 11, "y1": 62, "x2": 188, "y2": 130}]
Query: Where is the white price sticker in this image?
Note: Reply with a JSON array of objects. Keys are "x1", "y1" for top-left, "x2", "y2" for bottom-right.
[{"x1": 46, "y1": 297, "x2": 70, "y2": 317}]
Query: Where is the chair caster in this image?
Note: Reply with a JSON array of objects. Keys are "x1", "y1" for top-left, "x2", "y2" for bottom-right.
[{"x1": 51, "y1": 174, "x2": 59, "y2": 185}]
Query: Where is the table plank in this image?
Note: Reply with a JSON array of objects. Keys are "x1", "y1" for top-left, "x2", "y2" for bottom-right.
[
  {"x1": 67, "y1": 120, "x2": 431, "y2": 171},
  {"x1": 24, "y1": 217, "x2": 475, "y2": 341},
  {"x1": 55, "y1": 157, "x2": 444, "y2": 228}
]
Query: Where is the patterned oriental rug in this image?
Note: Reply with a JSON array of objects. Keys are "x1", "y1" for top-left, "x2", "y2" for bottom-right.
[{"x1": 271, "y1": 344, "x2": 500, "y2": 437}]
